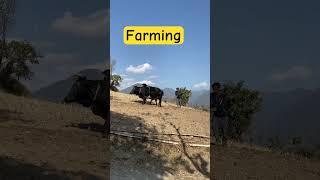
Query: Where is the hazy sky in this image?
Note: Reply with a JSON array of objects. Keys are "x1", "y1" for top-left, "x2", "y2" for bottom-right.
[
  {"x1": 111, "y1": 0, "x2": 210, "y2": 90},
  {"x1": 212, "y1": 0, "x2": 320, "y2": 92},
  {"x1": 8, "y1": 1, "x2": 108, "y2": 91}
]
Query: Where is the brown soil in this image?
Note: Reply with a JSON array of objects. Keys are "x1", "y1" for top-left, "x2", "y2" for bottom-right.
[
  {"x1": 1, "y1": 91, "x2": 319, "y2": 180},
  {"x1": 0, "y1": 92, "x2": 109, "y2": 179}
]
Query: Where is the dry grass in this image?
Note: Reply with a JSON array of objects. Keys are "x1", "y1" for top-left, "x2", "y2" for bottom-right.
[
  {"x1": 1, "y1": 91, "x2": 319, "y2": 179},
  {"x1": 112, "y1": 91, "x2": 320, "y2": 180},
  {"x1": 0, "y1": 91, "x2": 211, "y2": 179},
  {"x1": 111, "y1": 91, "x2": 210, "y2": 144},
  {"x1": 212, "y1": 145, "x2": 320, "y2": 180},
  {"x1": 0, "y1": 92, "x2": 108, "y2": 179},
  {"x1": 110, "y1": 91, "x2": 211, "y2": 179},
  {"x1": 0, "y1": 92, "x2": 105, "y2": 129}
]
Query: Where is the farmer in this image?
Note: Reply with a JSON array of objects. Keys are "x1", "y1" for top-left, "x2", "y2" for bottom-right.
[
  {"x1": 211, "y1": 82, "x2": 228, "y2": 145},
  {"x1": 175, "y1": 87, "x2": 182, "y2": 108}
]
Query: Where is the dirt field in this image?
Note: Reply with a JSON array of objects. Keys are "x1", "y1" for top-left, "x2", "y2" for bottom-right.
[
  {"x1": 0, "y1": 91, "x2": 210, "y2": 179},
  {"x1": 111, "y1": 92, "x2": 320, "y2": 180},
  {"x1": 212, "y1": 143, "x2": 320, "y2": 180},
  {"x1": 110, "y1": 91, "x2": 210, "y2": 145},
  {"x1": 110, "y1": 91, "x2": 210, "y2": 179},
  {"x1": 1, "y1": 91, "x2": 319, "y2": 180},
  {"x1": 0, "y1": 92, "x2": 109, "y2": 179}
]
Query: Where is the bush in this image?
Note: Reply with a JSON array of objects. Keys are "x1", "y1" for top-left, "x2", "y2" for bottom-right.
[
  {"x1": 222, "y1": 81, "x2": 263, "y2": 140},
  {"x1": 0, "y1": 40, "x2": 40, "y2": 96},
  {"x1": 178, "y1": 87, "x2": 192, "y2": 106},
  {"x1": 111, "y1": 74, "x2": 122, "y2": 92}
]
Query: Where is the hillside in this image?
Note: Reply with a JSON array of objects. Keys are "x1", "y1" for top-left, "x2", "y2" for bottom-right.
[
  {"x1": 111, "y1": 91, "x2": 210, "y2": 144},
  {"x1": 0, "y1": 90, "x2": 211, "y2": 179},
  {"x1": 111, "y1": 91, "x2": 320, "y2": 179},
  {"x1": 0, "y1": 91, "x2": 319, "y2": 179},
  {"x1": 34, "y1": 69, "x2": 105, "y2": 102},
  {"x1": 110, "y1": 91, "x2": 211, "y2": 179},
  {"x1": 189, "y1": 90, "x2": 210, "y2": 108},
  {"x1": 0, "y1": 91, "x2": 109, "y2": 179},
  {"x1": 251, "y1": 88, "x2": 320, "y2": 146}
]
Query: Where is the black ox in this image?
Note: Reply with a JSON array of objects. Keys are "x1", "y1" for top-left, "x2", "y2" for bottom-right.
[
  {"x1": 63, "y1": 70, "x2": 110, "y2": 133},
  {"x1": 130, "y1": 84, "x2": 163, "y2": 107}
]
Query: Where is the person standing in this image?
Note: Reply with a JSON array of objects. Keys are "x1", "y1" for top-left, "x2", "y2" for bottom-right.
[
  {"x1": 211, "y1": 82, "x2": 228, "y2": 145},
  {"x1": 175, "y1": 87, "x2": 182, "y2": 108}
]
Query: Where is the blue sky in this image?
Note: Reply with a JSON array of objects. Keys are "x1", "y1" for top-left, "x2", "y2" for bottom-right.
[{"x1": 111, "y1": 0, "x2": 210, "y2": 90}]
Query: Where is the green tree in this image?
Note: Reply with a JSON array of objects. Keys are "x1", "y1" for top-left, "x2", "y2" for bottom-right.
[
  {"x1": 179, "y1": 87, "x2": 192, "y2": 106},
  {"x1": 222, "y1": 81, "x2": 263, "y2": 140},
  {"x1": 0, "y1": 41, "x2": 40, "y2": 95},
  {"x1": 109, "y1": 59, "x2": 122, "y2": 91},
  {"x1": 0, "y1": 1, "x2": 40, "y2": 95},
  {"x1": 110, "y1": 74, "x2": 122, "y2": 92},
  {"x1": 1, "y1": 40, "x2": 40, "y2": 79}
]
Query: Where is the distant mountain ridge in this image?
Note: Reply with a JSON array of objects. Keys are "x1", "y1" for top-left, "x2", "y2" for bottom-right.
[
  {"x1": 34, "y1": 69, "x2": 105, "y2": 102},
  {"x1": 251, "y1": 88, "x2": 320, "y2": 146}
]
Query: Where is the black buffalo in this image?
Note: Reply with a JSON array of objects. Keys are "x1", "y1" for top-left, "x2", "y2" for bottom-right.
[
  {"x1": 63, "y1": 71, "x2": 110, "y2": 132},
  {"x1": 130, "y1": 84, "x2": 163, "y2": 107}
]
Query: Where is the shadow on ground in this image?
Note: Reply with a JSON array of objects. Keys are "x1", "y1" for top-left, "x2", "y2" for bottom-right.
[
  {"x1": 110, "y1": 111, "x2": 210, "y2": 179},
  {"x1": 110, "y1": 111, "x2": 172, "y2": 179},
  {"x1": 170, "y1": 122, "x2": 210, "y2": 178},
  {"x1": 0, "y1": 156, "x2": 105, "y2": 180}
]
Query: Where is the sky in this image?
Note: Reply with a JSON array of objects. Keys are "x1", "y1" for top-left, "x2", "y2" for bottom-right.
[
  {"x1": 110, "y1": 0, "x2": 210, "y2": 90},
  {"x1": 212, "y1": 0, "x2": 320, "y2": 92},
  {"x1": 7, "y1": 0, "x2": 108, "y2": 91},
  {"x1": 6, "y1": 0, "x2": 319, "y2": 93}
]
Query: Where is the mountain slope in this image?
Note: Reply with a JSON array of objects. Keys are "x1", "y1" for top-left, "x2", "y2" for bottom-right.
[
  {"x1": 162, "y1": 88, "x2": 176, "y2": 100},
  {"x1": 34, "y1": 69, "x2": 105, "y2": 102},
  {"x1": 111, "y1": 91, "x2": 320, "y2": 180},
  {"x1": 0, "y1": 91, "x2": 108, "y2": 179},
  {"x1": 189, "y1": 90, "x2": 210, "y2": 107},
  {"x1": 251, "y1": 88, "x2": 320, "y2": 145}
]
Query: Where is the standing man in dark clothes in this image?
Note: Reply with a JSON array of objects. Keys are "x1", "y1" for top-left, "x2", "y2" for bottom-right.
[
  {"x1": 175, "y1": 87, "x2": 182, "y2": 108},
  {"x1": 211, "y1": 82, "x2": 228, "y2": 145}
]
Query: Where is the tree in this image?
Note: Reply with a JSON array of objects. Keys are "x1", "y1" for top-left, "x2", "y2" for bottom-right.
[
  {"x1": 0, "y1": 1, "x2": 40, "y2": 96},
  {"x1": 109, "y1": 59, "x2": 122, "y2": 91},
  {"x1": 0, "y1": 40, "x2": 40, "y2": 80},
  {"x1": 222, "y1": 81, "x2": 263, "y2": 140},
  {"x1": 111, "y1": 74, "x2": 122, "y2": 91},
  {"x1": 179, "y1": 87, "x2": 192, "y2": 106},
  {"x1": 0, "y1": 0, "x2": 16, "y2": 65}
]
